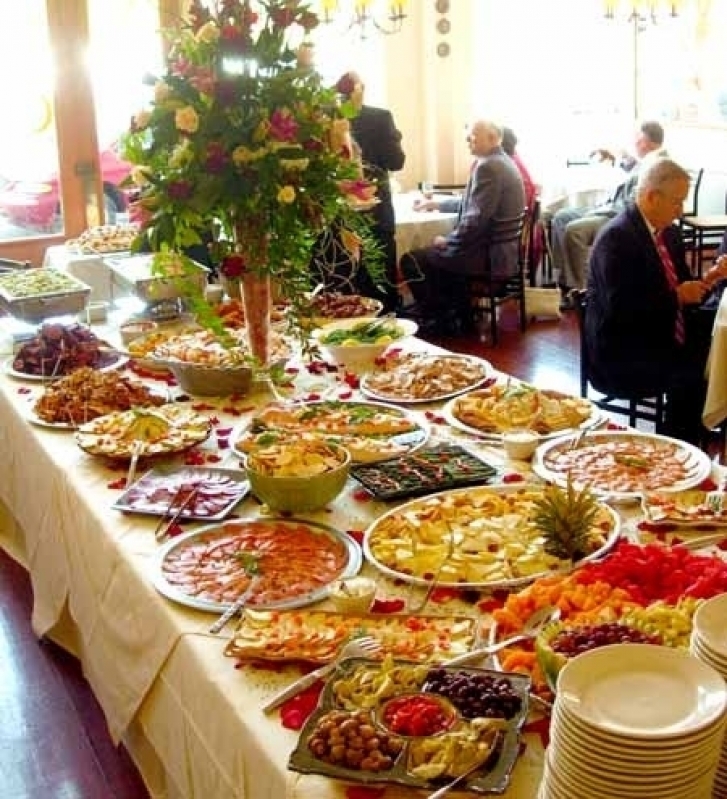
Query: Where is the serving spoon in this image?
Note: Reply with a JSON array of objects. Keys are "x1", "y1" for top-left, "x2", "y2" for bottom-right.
[{"x1": 442, "y1": 605, "x2": 560, "y2": 667}]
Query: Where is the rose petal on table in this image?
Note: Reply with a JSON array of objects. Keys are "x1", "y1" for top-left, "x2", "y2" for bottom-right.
[
  {"x1": 430, "y1": 586, "x2": 460, "y2": 604},
  {"x1": 107, "y1": 478, "x2": 128, "y2": 490},
  {"x1": 502, "y1": 472, "x2": 525, "y2": 483},
  {"x1": 279, "y1": 683, "x2": 324, "y2": 730},
  {"x1": 370, "y1": 597, "x2": 405, "y2": 614},
  {"x1": 698, "y1": 477, "x2": 718, "y2": 491},
  {"x1": 346, "y1": 529, "x2": 364, "y2": 545},
  {"x1": 523, "y1": 716, "x2": 551, "y2": 749},
  {"x1": 352, "y1": 488, "x2": 373, "y2": 502}
]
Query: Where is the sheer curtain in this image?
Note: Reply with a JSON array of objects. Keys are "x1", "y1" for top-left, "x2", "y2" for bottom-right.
[{"x1": 470, "y1": 0, "x2": 726, "y2": 181}]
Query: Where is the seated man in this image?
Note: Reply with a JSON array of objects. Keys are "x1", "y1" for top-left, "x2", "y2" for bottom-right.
[
  {"x1": 399, "y1": 119, "x2": 525, "y2": 332},
  {"x1": 554, "y1": 120, "x2": 667, "y2": 307},
  {"x1": 585, "y1": 158, "x2": 727, "y2": 446}
]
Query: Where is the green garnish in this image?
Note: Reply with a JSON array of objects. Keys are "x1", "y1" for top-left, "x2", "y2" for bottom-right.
[{"x1": 614, "y1": 454, "x2": 650, "y2": 470}]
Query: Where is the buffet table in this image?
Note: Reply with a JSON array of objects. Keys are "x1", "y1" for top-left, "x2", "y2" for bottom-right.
[{"x1": 0, "y1": 334, "x2": 723, "y2": 799}]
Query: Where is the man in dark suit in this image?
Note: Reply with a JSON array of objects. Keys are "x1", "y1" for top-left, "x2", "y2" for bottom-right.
[
  {"x1": 336, "y1": 72, "x2": 406, "y2": 311},
  {"x1": 586, "y1": 158, "x2": 727, "y2": 445},
  {"x1": 398, "y1": 120, "x2": 525, "y2": 330}
]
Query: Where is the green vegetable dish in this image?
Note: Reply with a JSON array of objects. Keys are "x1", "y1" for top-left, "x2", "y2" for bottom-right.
[{"x1": 320, "y1": 320, "x2": 404, "y2": 346}]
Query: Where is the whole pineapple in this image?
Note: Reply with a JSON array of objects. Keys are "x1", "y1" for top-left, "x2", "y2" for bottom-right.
[{"x1": 532, "y1": 479, "x2": 600, "y2": 561}]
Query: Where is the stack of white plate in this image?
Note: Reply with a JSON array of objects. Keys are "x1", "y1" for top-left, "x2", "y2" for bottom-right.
[
  {"x1": 691, "y1": 593, "x2": 727, "y2": 798},
  {"x1": 538, "y1": 643, "x2": 727, "y2": 799}
]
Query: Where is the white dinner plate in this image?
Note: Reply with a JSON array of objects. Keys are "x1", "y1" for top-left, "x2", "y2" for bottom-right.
[
  {"x1": 532, "y1": 430, "x2": 712, "y2": 500},
  {"x1": 557, "y1": 643, "x2": 727, "y2": 739},
  {"x1": 692, "y1": 593, "x2": 727, "y2": 657},
  {"x1": 3, "y1": 353, "x2": 128, "y2": 382}
]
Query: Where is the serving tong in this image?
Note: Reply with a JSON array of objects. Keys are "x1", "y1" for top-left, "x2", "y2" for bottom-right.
[{"x1": 153, "y1": 485, "x2": 199, "y2": 541}]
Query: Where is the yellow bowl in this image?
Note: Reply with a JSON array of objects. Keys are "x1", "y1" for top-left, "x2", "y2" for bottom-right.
[{"x1": 244, "y1": 441, "x2": 351, "y2": 512}]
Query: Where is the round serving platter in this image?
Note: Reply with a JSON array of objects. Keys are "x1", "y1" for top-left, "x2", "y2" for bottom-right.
[
  {"x1": 363, "y1": 483, "x2": 620, "y2": 590},
  {"x1": 359, "y1": 352, "x2": 493, "y2": 405},
  {"x1": 442, "y1": 380, "x2": 603, "y2": 442},
  {"x1": 74, "y1": 404, "x2": 212, "y2": 459},
  {"x1": 232, "y1": 399, "x2": 430, "y2": 464},
  {"x1": 154, "y1": 518, "x2": 361, "y2": 613},
  {"x1": 532, "y1": 430, "x2": 712, "y2": 501},
  {"x1": 3, "y1": 353, "x2": 128, "y2": 382}
]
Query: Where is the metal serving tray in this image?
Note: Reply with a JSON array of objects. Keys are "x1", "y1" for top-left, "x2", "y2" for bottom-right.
[
  {"x1": 106, "y1": 254, "x2": 209, "y2": 303},
  {"x1": 0, "y1": 268, "x2": 91, "y2": 322}
]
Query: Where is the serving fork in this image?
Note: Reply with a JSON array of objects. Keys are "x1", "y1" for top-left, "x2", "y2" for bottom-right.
[
  {"x1": 262, "y1": 635, "x2": 382, "y2": 713},
  {"x1": 407, "y1": 526, "x2": 457, "y2": 614}
]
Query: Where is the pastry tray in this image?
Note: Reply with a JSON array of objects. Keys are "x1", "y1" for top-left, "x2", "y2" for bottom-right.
[
  {"x1": 350, "y1": 443, "x2": 497, "y2": 500},
  {"x1": 225, "y1": 608, "x2": 483, "y2": 664},
  {"x1": 640, "y1": 490, "x2": 727, "y2": 528},
  {"x1": 112, "y1": 466, "x2": 249, "y2": 522},
  {"x1": 288, "y1": 657, "x2": 530, "y2": 795}
]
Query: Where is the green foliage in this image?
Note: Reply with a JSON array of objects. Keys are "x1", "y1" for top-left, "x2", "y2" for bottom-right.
[{"x1": 120, "y1": 0, "x2": 383, "y2": 353}]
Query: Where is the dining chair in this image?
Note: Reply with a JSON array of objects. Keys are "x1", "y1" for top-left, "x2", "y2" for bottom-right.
[
  {"x1": 680, "y1": 181, "x2": 727, "y2": 278},
  {"x1": 572, "y1": 290, "x2": 667, "y2": 430},
  {"x1": 467, "y1": 208, "x2": 528, "y2": 345}
]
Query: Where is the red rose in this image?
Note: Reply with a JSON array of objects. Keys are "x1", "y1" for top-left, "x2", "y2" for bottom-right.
[
  {"x1": 335, "y1": 72, "x2": 356, "y2": 97},
  {"x1": 220, "y1": 254, "x2": 246, "y2": 278}
]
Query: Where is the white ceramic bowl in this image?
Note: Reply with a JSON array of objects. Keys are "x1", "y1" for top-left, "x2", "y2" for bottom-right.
[
  {"x1": 328, "y1": 577, "x2": 377, "y2": 614},
  {"x1": 311, "y1": 317, "x2": 418, "y2": 372}
]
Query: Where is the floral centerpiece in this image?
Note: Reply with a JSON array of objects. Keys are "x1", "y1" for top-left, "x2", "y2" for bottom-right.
[{"x1": 121, "y1": 0, "x2": 380, "y2": 365}]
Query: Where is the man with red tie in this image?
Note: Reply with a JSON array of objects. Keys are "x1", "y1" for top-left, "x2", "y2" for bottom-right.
[{"x1": 586, "y1": 158, "x2": 727, "y2": 445}]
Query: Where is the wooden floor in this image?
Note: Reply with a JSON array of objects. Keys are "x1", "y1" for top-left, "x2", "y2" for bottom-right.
[{"x1": 0, "y1": 307, "x2": 581, "y2": 798}]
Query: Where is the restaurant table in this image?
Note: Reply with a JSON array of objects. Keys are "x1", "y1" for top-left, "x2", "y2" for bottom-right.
[
  {"x1": 0, "y1": 332, "x2": 721, "y2": 799},
  {"x1": 704, "y1": 289, "x2": 727, "y2": 430},
  {"x1": 393, "y1": 192, "x2": 457, "y2": 256}
]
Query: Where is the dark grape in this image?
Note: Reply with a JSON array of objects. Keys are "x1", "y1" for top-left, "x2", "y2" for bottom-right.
[
  {"x1": 550, "y1": 623, "x2": 662, "y2": 657},
  {"x1": 423, "y1": 670, "x2": 523, "y2": 720}
]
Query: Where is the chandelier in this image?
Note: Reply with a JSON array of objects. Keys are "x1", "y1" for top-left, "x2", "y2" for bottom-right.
[
  {"x1": 319, "y1": 0, "x2": 409, "y2": 38},
  {"x1": 604, "y1": 0, "x2": 679, "y2": 21}
]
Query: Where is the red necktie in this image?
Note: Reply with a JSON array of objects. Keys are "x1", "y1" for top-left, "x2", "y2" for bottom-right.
[{"x1": 655, "y1": 229, "x2": 685, "y2": 345}]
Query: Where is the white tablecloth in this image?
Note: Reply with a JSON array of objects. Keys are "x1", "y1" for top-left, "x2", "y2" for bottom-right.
[
  {"x1": 704, "y1": 290, "x2": 727, "y2": 429},
  {"x1": 393, "y1": 192, "x2": 457, "y2": 255},
  {"x1": 0, "y1": 331, "x2": 722, "y2": 799}
]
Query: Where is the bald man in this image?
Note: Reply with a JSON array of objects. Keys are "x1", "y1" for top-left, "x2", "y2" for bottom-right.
[{"x1": 399, "y1": 120, "x2": 525, "y2": 333}]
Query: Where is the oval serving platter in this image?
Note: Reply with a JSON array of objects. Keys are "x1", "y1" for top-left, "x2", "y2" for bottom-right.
[
  {"x1": 363, "y1": 483, "x2": 620, "y2": 590},
  {"x1": 3, "y1": 352, "x2": 128, "y2": 382},
  {"x1": 442, "y1": 379, "x2": 602, "y2": 442},
  {"x1": 232, "y1": 399, "x2": 430, "y2": 464},
  {"x1": 154, "y1": 518, "x2": 361, "y2": 614},
  {"x1": 359, "y1": 352, "x2": 493, "y2": 405},
  {"x1": 532, "y1": 430, "x2": 712, "y2": 501}
]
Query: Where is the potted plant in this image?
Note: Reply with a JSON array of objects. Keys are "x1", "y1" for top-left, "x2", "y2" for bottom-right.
[{"x1": 121, "y1": 0, "x2": 382, "y2": 366}]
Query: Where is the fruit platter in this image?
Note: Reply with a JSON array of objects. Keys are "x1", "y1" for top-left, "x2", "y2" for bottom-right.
[
  {"x1": 359, "y1": 352, "x2": 493, "y2": 404},
  {"x1": 233, "y1": 400, "x2": 429, "y2": 464},
  {"x1": 6, "y1": 322, "x2": 124, "y2": 379},
  {"x1": 350, "y1": 443, "x2": 497, "y2": 500},
  {"x1": 75, "y1": 405, "x2": 211, "y2": 458},
  {"x1": 532, "y1": 431, "x2": 712, "y2": 499},
  {"x1": 641, "y1": 490, "x2": 727, "y2": 527},
  {"x1": 154, "y1": 519, "x2": 361, "y2": 613},
  {"x1": 112, "y1": 467, "x2": 249, "y2": 521},
  {"x1": 363, "y1": 483, "x2": 620, "y2": 588},
  {"x1": 225, "y1": 609, "x2": 482, "y2": 664},
  {"x1": 443, "y1": 380, "x2": 599, "y2": 439},
  {"x1": 288, "y1": 655, "x2": 530, "y2": 795},
  {"x1": 488, "y1": 540, "x2": 727, "y2": 699}
]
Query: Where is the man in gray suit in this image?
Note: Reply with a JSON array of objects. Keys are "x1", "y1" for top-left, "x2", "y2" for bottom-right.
[{"x1": 399, "y1": 119, "x2": 525, "y2": 332}]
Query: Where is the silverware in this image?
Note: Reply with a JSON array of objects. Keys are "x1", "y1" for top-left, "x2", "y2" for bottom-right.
[
  {"x1": 425, "y1": 758, "x2": 484, "y2": 799},
  {"x1": 262, "y1": 636, "x2": 382, "y2": 713},
  {"x1": 126, "y1": 440, "x2": 143, "y2": 489},
  {"x1": 154, "y1": 486, "x2": 199, "y2": 542},
  {"x1": 209, "y1": 574, "x2": 262, "y2": 634},
  {"x1": 407, "y1": 527, "x2": 457, "y2": 614},
  {"x1": 442, "y1": 605, "x2": 560, "y2": 666}
]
